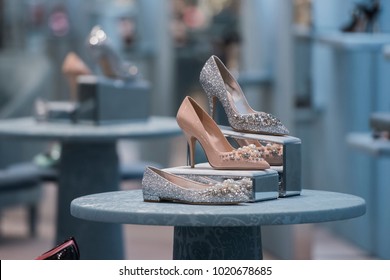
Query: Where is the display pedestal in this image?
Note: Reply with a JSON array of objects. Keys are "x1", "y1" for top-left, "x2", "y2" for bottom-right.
[
  {"x1": 76, "y1": 75, "x2": 151, "y2": 125},
  {"x1": 0, "y1": 116, "x2": 182, "y2": 260},
  {"x1": 165, "y1": 164, "x2": 279, "y2": 202},
  {"x1": 173, "y1": 226, "x2": 262, "y2": 260},
  {"x1": 220, "y1": 126, "x2": 302, "y2": 197},
  {"x1": 57, "y1": 141, "x2": 124, "y2": 260},
  {"x1": 71, "y1": 189, "x2": 366, "y2": 260},
  {"x1": 347, "y1": 131, "x2": 390, "y2": 260},
  {"x1": 313, "y1": 31, "x2": 390, "y2": 259}
]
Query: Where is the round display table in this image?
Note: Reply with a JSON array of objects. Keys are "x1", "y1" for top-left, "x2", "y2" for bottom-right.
[
  {"x1": 0, "y1": 117, "x2": 181, "y2": 259},
  {"x1": 71, "y1": 189, "x2": 365, "y2": 260}
]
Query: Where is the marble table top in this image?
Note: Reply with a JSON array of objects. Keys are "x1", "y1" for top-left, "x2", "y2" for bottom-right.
[
  {"x1": 71, "y1": 189, "x2": 366, "y2": 227},
  {"x1": 0, "y1": 116, "x2": 181, "y2": 142}
]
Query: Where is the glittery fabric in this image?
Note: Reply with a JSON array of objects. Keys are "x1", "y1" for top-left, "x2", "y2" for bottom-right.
[
  {"x1": 199, "y1": 55, "x2": 289, "y2": 135},
  {"x1": 179, "y1": 174, "x2": 220, "y2": 185},
  {"x1": 258, "y1": 141, "x2": 283, "y2": 166},
  {"x1": 230, "y1": 137, "x2": 284, "y2": 166},
  {"x1": 142, "y1": 167, "x2": 252, "y2": 204}
]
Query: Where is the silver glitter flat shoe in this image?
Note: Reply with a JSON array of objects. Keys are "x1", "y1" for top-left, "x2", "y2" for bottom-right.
[
  {"x1": 87, "y1": 26, "x2": 138, "y2": 80},
  {"x1": 200, "y1": 55, "x2": 289, "y2": 135},
  {"x1": 142, "y1": 166, "x2": 252, "y2": 205}
]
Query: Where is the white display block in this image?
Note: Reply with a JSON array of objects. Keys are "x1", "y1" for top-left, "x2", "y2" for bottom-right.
[{"x1": 164, "y1": 163, "x2": 279, "y2": 202}]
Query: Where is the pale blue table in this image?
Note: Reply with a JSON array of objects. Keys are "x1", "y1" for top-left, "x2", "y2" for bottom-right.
[
  {"x1": 0, "y1": 117, "x2": 181, "y2": 260},
  {"x1": 71, "y1": 189, "x2": 366, "y2": 260}
]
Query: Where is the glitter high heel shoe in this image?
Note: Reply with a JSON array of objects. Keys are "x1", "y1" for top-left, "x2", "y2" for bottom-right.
[
  {"x1": 341, "y1": 0, "x2": 380, "y2": 33},
  {"x1": 200, "y1": 55, "x2": 289, "y2": 135},
  {"x1": 142, "y1": 166, "x2": 252, "y2": 204},
  {"x1": 176, "y1": 96, "x2": 270, "y2": 170},
  {"x1": 87, "y1": 25, "x2": 138, "y2": 80},
  {"x1": 234, "y1": 138, "x2": 283, "y2": 166}
]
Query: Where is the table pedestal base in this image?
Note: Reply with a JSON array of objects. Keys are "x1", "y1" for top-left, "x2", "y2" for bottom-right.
[
  {"x1": 57, "y1": 142, "x2": 124, "y2": 260},
  {"x1": 173, "y1": 226, "x2": 263, "y2": 260}
]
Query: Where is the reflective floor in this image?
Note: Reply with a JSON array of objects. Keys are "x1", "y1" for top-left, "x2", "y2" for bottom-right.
[{"x1": 0, "y1": 179, "x2": 377, "y2": 260}]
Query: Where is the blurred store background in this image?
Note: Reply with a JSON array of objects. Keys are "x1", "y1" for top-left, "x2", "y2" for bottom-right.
[{"x1": 0, "y1": 0, "x2": 389, "y2": 259}]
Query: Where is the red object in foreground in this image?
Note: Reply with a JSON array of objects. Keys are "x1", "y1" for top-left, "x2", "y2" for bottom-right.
[{"x1": 35, "y1": 237, "x2": 80, "y2": 260}]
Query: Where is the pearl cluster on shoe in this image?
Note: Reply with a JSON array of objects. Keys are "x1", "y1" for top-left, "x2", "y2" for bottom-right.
[
  {"x1": 221, "y1": 144, "x2": 265, "y2": 162},
  {"x1": 205, "y1": 177, "x2": 252, "y2": 197},
  {"x1": 258, "y1": 142, "x2": 283, "y2": 157}
]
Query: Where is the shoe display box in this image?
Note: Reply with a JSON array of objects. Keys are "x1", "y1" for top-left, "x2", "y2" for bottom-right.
[
  {"x1": 220, "y1": 126, "x2": 302, "y2": 197},
  {"x1": 35, "y1": 100, "x2": 78, "y2": 123},
  {"x1": 164, "y1": 164, "x2": 279, "y2": 202},
  {"x1": 74, "y1": 75, "x2": 150, "y2": 125}
]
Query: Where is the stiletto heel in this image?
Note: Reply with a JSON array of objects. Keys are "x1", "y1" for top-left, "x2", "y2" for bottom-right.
[
  {"x1": 176, "y1": 96, "x2": 270, "y2": 170},
  {"x1": 183, "y1": 132, "x2": 196, "y2": 168},
  {"x1": 208, "y1": 95, "x2": 217, "y2": 120},
  {"x1": 142, "y1": 166, "x2": 252, "y2": 204},
  {"x1": 200, "y1": 55, "x2": 289, "y2": 135}
]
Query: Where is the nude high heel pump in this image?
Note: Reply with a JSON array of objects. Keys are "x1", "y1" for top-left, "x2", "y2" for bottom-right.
[
  {"x1": 62, "y1": 52, "x2": 91, "y2": 101},
  {"x1": 142, "y1": 166, "x2": 252, "y2": 204},
  {"x1": 176, "y1": 96, "x2": 270, "y2": 170},
  {"x1": 200, "y1": 55, "x2": 289, "y2": 135}
]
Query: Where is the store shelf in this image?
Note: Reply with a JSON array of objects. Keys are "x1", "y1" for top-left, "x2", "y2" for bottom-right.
[
  {"x1": 293, "y1": 26, "x2": 390, "y2": 51},
  {"x1": 316, "y1": 32, "x2": 390, "y2": 51},
  {"x1": 293, "y1": 25, "x2": 314, "y2": 40},
  {"x1": 347, "y1": 132, "x2": 390, "y2": 157},
  {"x1": 383, "y1": 44, "x2": 390, "y2": 59}
]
